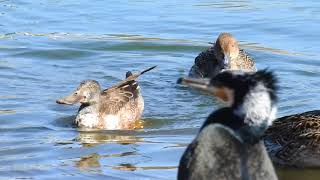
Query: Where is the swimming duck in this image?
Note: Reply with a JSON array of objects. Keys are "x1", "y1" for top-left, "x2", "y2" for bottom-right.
[
  {"x1": 264, "y1": 110, "x2": 320, "y2": 167},
  {"x1": 189, "y1": 32, "x2": 256, "y2": 78},
  {"x1": 177, "y1": 70, "x2": 278, "y2": 180},
  {"x1": 56, "y1": 66, "x2": 156, "y2": 130}
]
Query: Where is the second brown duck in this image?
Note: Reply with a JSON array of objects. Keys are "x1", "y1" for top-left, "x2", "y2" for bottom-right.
[{"x1": 189, "y1": 32, "x2": 256, "y2": 78}]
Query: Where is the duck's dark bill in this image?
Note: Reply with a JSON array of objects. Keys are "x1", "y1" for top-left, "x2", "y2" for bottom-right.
[{"x1": 56, "y1": 93, "x2": 81, "y2": 105}]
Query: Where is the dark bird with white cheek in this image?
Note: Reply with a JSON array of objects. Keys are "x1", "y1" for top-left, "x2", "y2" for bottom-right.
[{"x1": 177, "y1": 70, "x2": 278, "y2": 180}]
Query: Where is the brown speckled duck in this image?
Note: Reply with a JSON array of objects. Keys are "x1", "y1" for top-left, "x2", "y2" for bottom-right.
[
  {"x1": 189, "y1": 32, "x2": 256, "y2": 78},
  {"x1": 264, "y1": 110, "x2": 320, "y2": 167},
  {"x1": 56, "y1": 66, "x2": 156, "y2": 130}
]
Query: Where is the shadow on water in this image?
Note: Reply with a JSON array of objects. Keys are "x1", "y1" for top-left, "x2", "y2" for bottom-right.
[
  {"x1": 75, "y1": 153, "x2": 103, "y2": 172},
  {"x1": 50, "y1": 112, "x2": 195, "y2": 175},
  {"x1": 76, "y1": 131, "x2": 144, "y2": 147},
  {"x1": 72, "y1": 128, "x2": 182, "y2": 175},
  {"x1": 0, "y1": 109, "x2": 16, "y2": 115},
  {"x1": 110, "y1": 163, "x2": 177, "y2": 171},
  {"x1": 277, "y1": 168, "x2": 320, "y2": 180},
  {"x1": 53, "y1": 115, "x2": 76, "y2": 128},
  {"x1": 75, "y1": 153, "x2": 177, "y2": 174}
]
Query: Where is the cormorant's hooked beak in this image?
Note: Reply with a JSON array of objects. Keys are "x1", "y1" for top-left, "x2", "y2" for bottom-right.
[
  {"x1": 177, "y1": 77, "x2": 231, "y2": 103},
  {"x1": 177, "y1": 77, "x2": 214, "y2": 94},
  {"x1": 56, "y1": 92, "x2": 82, "y2": 105}
]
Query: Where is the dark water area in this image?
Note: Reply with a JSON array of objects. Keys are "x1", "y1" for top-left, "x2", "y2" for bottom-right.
[{"x1": 1, "y1": 0, "x2": 320, "y2": 179}]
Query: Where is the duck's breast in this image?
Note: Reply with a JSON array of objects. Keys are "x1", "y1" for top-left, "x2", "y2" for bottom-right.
[
  {"x1": 103, "y1": 114, "x2": 121, "y2": 129},
  {"x1": 75, "y1": 112, "x2": 100, "y2": 128}
]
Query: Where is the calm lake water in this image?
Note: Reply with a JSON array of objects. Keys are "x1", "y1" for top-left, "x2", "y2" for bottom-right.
[{"x1": 1, "y1": 0, "x2": 320, "y2": 179}]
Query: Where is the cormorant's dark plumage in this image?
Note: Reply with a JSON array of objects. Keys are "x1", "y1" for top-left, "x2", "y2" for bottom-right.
[{"x1": 177, "y1": 70, "x2": 278, "y2": 180}]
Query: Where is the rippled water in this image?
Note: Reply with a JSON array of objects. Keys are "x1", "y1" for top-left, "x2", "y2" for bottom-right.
[{"x1": 1, "y1": 0, "x2": 320, "y2": 179}]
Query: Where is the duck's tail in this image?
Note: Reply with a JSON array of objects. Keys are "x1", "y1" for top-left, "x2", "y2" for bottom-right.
[
  {"x1": 126, "y1": 71, "x2": 133, "y2": 78},
  {"x1": 125, "y1": 65, "x2": 156, "y2": 78},
  {"x1": 103, "y1": 66, "x2": 157, "y2": 93},
  {"x1": 139, "y1": 65, "x2": 157, "y2": 76}
]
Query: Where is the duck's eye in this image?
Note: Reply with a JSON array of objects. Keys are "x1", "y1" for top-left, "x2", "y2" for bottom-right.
[{"x1": 74, "y1": 92, "x2": 78, "y2": 95}]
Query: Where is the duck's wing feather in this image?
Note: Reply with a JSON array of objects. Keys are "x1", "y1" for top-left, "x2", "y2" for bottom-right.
[
  {"x1": 238, "y1": 49, "x2": 257, "y2": 71},
  {"x1": 100, "y1": 79, "x2": 140, "y2": 115},
  {"x1": 264, "y1": 110, "x2": 320, "y2": 166},
  {"x1": 103, "y1": 65, "x2": 156, "y2": 94},
  {"x1": 100, "y1": 66, "x2": 156, "y2": 114},
  {"x1": 264, "y1": 110, "x2": 320, "y2": 145},
  {"x1": 189, "y1": 46, "x2": 219, "y2": 78}
]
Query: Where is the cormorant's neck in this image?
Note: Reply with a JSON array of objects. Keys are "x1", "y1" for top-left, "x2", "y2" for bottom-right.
[
  {"x1": 200, "y1": 89, "x2": 277, "y2": 144},
  {"x1": 233, "y1": 83, "x2": 277, "y2": 127},
  {"x1": 200, "y1": 107, "x2": 245, "y2": 132}
]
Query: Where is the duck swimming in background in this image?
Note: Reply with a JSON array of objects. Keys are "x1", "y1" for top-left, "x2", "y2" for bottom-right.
[
  {"x1": 189, "y1": 32, "x2": 256, "y2": 78},
  {"x1": 264, "y1": 110, "x2": 320, "y2": 167},
  {"x1": 177, "y1": 70, "x2": 278, "y2": 180},
  {"x1": 56, "y1": 66, "x2": 156, "y2": 130}
]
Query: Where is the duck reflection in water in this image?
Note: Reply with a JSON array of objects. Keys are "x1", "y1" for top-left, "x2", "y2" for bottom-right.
[
  {"x1": 76, "y1": 130, "x2": 144, "y2": 147},
  {"x1": 74, "y1": 131, "x2": 143, "y2": 172}
]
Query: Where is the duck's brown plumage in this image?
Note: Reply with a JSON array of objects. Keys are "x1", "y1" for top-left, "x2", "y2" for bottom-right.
[
  {"x1": 56, "y1": 66, "x2": 156, "y2": 130},
  {"x1": 189, "y1": 33, "x2": 256, "y2": 78},
  {"x1": 264, "y1": 110, "x2": 320, "y2": 167},
  {"x1": 99, "y1": 73, "x2": 144, "y2": 129}
]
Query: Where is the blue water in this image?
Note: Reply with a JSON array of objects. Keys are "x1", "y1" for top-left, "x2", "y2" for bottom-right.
[{"x1": 1, "y1": 1, "x2": 320, "y2": 179}]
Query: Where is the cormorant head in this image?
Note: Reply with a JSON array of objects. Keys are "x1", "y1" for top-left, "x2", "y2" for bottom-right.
[
  {"x1": 209, "y1": 70, "x2": 277, "y2": 108},
  {"x1": 214, "y1": 33, "x2": 240, "y2": 70},
  {"x1": 178, "y1": 69, "x2": 278, "y2": 127},
  {"x1": 56, "y1": 80, "x2": 101, "y2": 105}
]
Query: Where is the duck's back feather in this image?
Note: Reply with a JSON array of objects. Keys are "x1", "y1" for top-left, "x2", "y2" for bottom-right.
[
  {"x1": 189, "y1": 47, "x2": 219, "y2": 78},
  {"x1": 100, "y1": 79, "x2": 141, "y2": 115},
  {"x1": 264, "y1": 110, "x2": 320, "y2": 167},
  {"x1": 189, "y1": 47, "x2": 256, "y2": 78},
  {"x1": 264, "y1": 110, "x2": 320, "y2": 145},
  {"x1": 236, "y1": 50, "x2": 256, "y2": 71}
]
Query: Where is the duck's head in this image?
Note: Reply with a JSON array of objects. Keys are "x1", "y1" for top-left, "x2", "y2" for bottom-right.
[
  {"x1": 56, "y1": 80, "x2": 101, "y2": 105},
  {"x1": 178, "y1": 69, "x2": 278, "y2": 127},
  {"x1": 213, "y1": 33, "x2": 240, "y2": 70}
]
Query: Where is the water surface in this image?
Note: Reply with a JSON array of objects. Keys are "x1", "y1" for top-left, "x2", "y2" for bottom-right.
[{"x1": 1, "y1": 0, "x2": 320, "y2": 179}]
